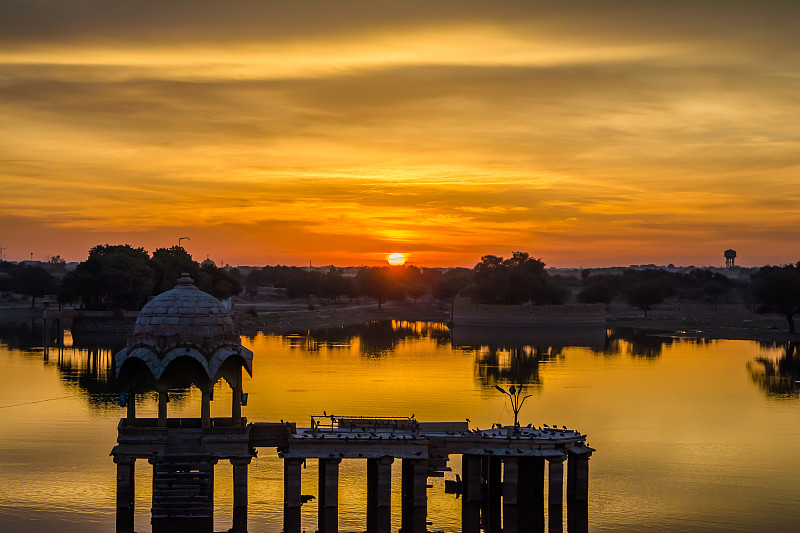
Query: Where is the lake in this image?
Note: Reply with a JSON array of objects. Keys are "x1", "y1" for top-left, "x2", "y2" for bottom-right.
[{"x1": 0, "y1": 318, "x2": 798, "y2": 532}]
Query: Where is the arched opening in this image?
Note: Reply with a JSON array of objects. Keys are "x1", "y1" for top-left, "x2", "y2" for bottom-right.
[{"x1": 159, "y1": 355, "x2": 213, "y2": 427}]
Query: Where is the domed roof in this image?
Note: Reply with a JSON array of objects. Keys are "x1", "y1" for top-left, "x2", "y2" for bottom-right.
[
  {"x1": 133, "y1": 273, "x2": 234, "y2": 339},
  {"x1": 115, "y1": 273, "x2": 252, "y2": 381}
]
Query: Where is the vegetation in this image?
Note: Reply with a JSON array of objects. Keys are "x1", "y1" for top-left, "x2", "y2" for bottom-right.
[
  {"x1": 58, "y1": 244, "x2": 241, "y2": 310},
  {"x1": 0, "y1": 262, "x2": 59, "y2": 308},
  {"x1": 751, "y1": 263, "x2": 800, "y2": 333},
  {"x1": 471, "y1": 252, "x2": 565, "y2": 305}
]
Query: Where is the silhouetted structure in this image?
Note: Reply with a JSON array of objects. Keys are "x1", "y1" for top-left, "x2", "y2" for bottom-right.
[
  {"x1": 724, "y1": 249, "x2": 737, "y2": 268},
  {"x1": 111, "y1": 275, "x2": 595, "y2": 533}
]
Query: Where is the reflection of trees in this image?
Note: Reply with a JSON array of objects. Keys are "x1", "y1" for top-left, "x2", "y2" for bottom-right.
[
  {"x1": 747, "y1": 342, "x2": 799, "y2": 397},
  {"x1": 598, "y1": 328, "x2": 676, "y2": 359},
  {"x1": 471, "y1": 344, "x2": 561, "y2": 389},
  {"x1": 296, "y1": 320, "x2": 450, "y2": 357}
]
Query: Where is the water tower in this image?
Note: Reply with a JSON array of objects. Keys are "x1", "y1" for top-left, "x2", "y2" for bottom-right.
[{"x1": 724, "y1": 249, "x2": 736, "y2": 268}]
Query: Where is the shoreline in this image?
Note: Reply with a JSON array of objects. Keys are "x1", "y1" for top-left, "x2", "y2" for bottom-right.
[
  {"x1": 232, "y1": 299, "x2": 798, "y2": 344},
  {"x1": 0, "y1": 299, "x2": 796, "y2": 344}
]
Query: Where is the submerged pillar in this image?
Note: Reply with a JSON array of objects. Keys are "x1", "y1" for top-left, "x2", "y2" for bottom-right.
[
  {"x1": 115, "y1": 456, "x2": 136, "y2": 533},
  {"x1": 231, "y1": 458, "x2": 249, "y2": 532},
  {"x1": 461, "y1": 454, "x2": 482, "y2": 533},
  {"x1": 401, "y1": 458, "x2": 427, "y2": 533},
  {"x1": 283, "y1": 458, "x2": 304, "y2": 533},
  {"x1": 318, "y1": 458, "x2": 341, "y2": 533},
  {"x1": 483, "y1": 456, "x2": 502, "y2": 533},
  {"x1": 367, "y1": 456, "x2": 393, "y2": 533}
]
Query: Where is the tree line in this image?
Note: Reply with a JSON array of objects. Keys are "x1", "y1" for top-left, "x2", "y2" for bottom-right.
[{"x1": 1, "y1": 246, "x2": 798, "y2": 332}]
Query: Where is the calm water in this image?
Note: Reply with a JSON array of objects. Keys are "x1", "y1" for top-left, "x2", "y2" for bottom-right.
[{"x1": 0, "y1": 319, "x2": 798, "y2": 532}]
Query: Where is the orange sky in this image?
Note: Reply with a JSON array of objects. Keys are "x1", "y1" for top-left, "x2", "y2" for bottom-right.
[{"x1": 1, "y1": 1, "x2": 799, "y2": 267}]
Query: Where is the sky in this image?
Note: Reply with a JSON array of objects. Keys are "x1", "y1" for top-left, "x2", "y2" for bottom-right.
[{"x1": 1, "y1": 1, "x2": 799, "y2": 268}]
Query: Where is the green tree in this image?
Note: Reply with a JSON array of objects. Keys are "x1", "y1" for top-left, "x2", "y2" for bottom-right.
[{"x1": 752, "y1": 263, "x2": 800, "y2": 333}]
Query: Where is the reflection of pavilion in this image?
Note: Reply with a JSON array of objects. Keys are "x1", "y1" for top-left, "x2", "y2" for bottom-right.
[{"x1": 110, "y1": 276, "x2": 595, "y2": 533}]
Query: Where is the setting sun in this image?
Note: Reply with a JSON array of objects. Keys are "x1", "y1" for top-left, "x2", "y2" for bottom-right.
[{"x1": 387, "y1": 253, "x2": 406, "y2": 266}]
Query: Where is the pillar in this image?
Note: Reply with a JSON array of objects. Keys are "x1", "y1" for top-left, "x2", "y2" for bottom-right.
[
  {"x1": 115, "y1": 457, "x2": 136, "y2": 509},
  {"x1": 126, "y1": 392, "x2": 136, "y2": 423},
  {"x1": 547, "y1": 456, "x2": 565, "y2": 507},
  {"x1": 401, "y1": 458, "x2": 427, "y2": 533},
  {"x1": 482, "y1": 456, "x2": 501, "y2": 533},
  {"x1": 503, "y1": 457, "x2": 519, "y2": 505},
  {"x1": 461, "y1": 454, "x2": 482, "y2": 533},
  {"x1": 114, "y1": 457, "x2": 135, "y2": 533},
  {"x1": 201, "y1": 387, "x2": 211, "y2": 428},
  {"x1": 318, "y1": 458, "x2": 340, "y2": 533},
  {"x1": 231, "y1": 366, "x2": 242, "y2": 424},
  {"x1": 231, "y1": 458, "x2": 249, "y2": 532},
  {"x1": 283, "y1": 458, "x2": 303, "y2": 533},
  {"x1": 567, "y1": 452, "x2": 590, "y2": 502},
  {"x1": 157, "y1": 390, "x2": 168, "y2": 427},
  {"x1": 367, "y1": 456, "x2": 393, "y2": 533}
]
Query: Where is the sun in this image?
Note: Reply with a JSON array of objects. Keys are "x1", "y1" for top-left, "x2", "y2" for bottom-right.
[{"x1": 387, "y1": 253, "x2": 406, "y2": 266}]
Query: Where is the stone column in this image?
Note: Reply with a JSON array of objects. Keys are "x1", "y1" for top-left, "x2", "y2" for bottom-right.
[
  {"x1": 482, "y1": 456, "x2": 501, "y2": 533},
  {"x1": 567, "y1": 452, "x2": 591, "y2": 502},
  {"x1": 231, "y1": 458, "x2": 249, "y2": 532},
  {"x1": 367, "y1": 456, "x2": 393, "y2": 533},
  {"x1": 547, "y1": 455, "x2": 566, "y2": 507},
  {"x1": 126, "y1": 392, "x2": 135, "y2": 423},
  {"x1": 115, "y1": 457, "x2": 136, "y2": 509},
  {"x1": 318, "y1": 458, "x2": 341, "y2": 533},
  {"x1": 503, "y1": 457, "x2": 520, "y2": 505},
  {"x1": 231, "y1": 366, "x2": 242, "y2": 424},
  {"x1": 201, "y1": 386, "x2": 211, "y2": 428},
  {"x1": 157, "y1": 390, "x2": 168, "y2": 427},
  {"x1": 283, "y1": 458, "x2": 303, "y2": 533},
  {"x1": 114, "y1": 457, "x2": 135, "y2": 533},
  {"x1": 461, "y1": 454, "x2": 482, "y2": 533},
  {"x1": 401, "y1": 458, "x2": 427, "y2": 533}
]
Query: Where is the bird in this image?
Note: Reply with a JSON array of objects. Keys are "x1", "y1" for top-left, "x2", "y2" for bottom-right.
[
  {"x1": 526, "y1": 423, "x2": 532, "y2": 428},
  {"x1": 543, "y1": 424, "x2": 549, "y2": 428},
  {"x1": 562, "y1": 425, "x2": 567, "y2": 430},
  {"x1": 323, "y1": 411, "x2": 327, "y2": 416}
]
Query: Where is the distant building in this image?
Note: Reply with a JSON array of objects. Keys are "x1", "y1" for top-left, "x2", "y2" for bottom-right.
[{"x1": 724, "y1": 249, "x2": 737, "y2": 268}]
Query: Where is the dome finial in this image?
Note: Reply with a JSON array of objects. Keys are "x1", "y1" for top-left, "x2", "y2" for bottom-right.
[{"x1": 177, "y1": 273, "x2": 195, "y2": 286}]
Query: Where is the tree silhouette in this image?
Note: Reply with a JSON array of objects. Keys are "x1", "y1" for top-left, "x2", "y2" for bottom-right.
[{"x1": 752, "y1": 263, "x2": 800, "y2": 333}]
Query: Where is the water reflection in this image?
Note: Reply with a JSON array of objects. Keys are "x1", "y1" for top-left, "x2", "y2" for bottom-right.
[
  {"x1": 255, "y1": 320, "x2": 451, "y2": 357},
  {"x1": 748, "y1": 341, "x2": 800, "y2": 397}
]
